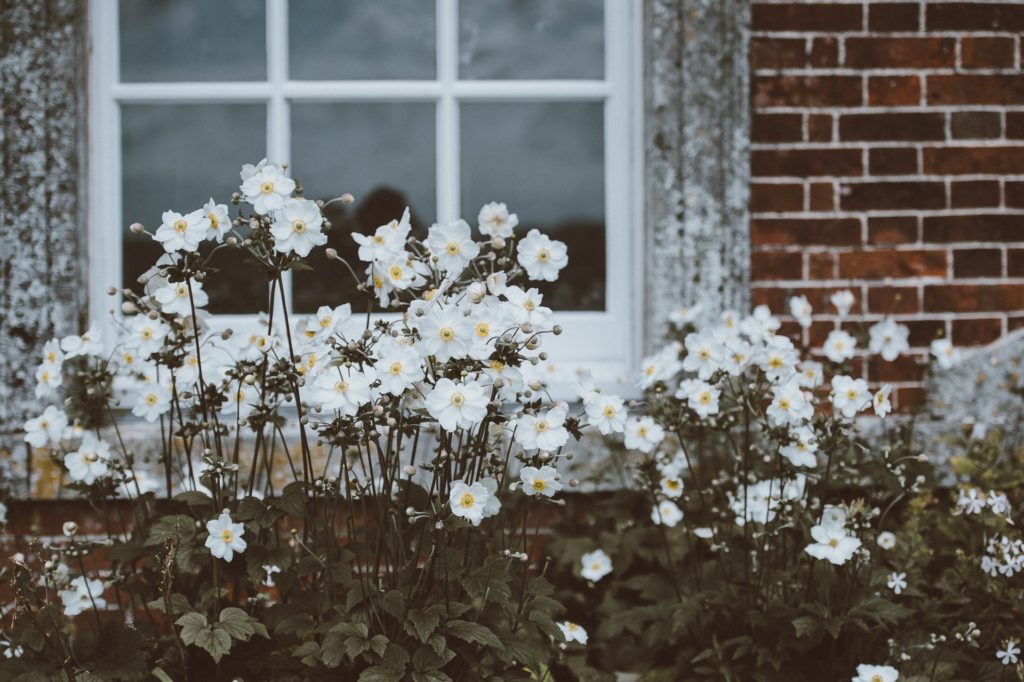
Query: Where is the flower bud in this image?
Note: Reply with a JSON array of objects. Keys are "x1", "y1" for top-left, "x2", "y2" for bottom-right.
[
  {"x1": 121, "y1": 301, "x2": 137, "y2": 314},
  {"x1": 129, "y1": 222, "x2": 145, "y2": 234},
  {"x1": 491, "y1": 236, "x2": 506, "y2": 250},
  {"x1": 106, "y1": 286, "x2": 117, "y2": 296},
  {"x1": 227, "y1": 236, "x2": 238, "y2": 246},
  {"x1": 62, "y1": 521, "x2": 78, "y2": 536},
  {"x1": 341, "y1": 192, "x2": 354, "y2": 205}
]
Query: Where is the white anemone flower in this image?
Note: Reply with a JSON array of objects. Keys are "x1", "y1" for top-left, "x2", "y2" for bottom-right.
[
  {"x1": 132, "y1": 383, "x2": 172, "y2": 422},
  {"x1": 153, "y1": 208, "x2": 209, "y2": 253},
  {"x1": 651, "y1": 500, "x2": 683, "y2": 527},
  {"x1": 478, "y1": 201, "x2": 518, "y2": 239},
  {"x1": 580, "y1": 549, "x2": 612, "y2": 581},
  {"x1": 780, "y1": 426, "x2": 818, "y2": 467},
  {"x1": 517, "y1": 229, "x2": 568, "y2": 281},
  {"x1": 60, "y1": 324, "x2": 104, "y2": 359},
  {"x1": 805, "y1": 523, "x2": 861, "y2": 565},
  {"x1": 873, "y1": 385, "x2": 893, "y2": 418},
  {"x1": 624, "y1": 416, "x2": 665, "y2": 453},
  {"x1": 417, "y1": 306, "x2": 473, "y2": 362},
  {"x1": 515, "y1": 405, "x2": 570, "y2": 451},
  {"x1": 375, "y1": 344, "x2": 421, "y2": 396},
  {"x1": 886, "y1": 571, "x2": 907, "y2": 595},
  {"x1": 239, "y1": 161, "x2": 295, "y2": 215},
  {"x1": 64, "y1": 435, "x2": 111, "y2": 485},
  {"x1": 660, "y1": 475, "x2": 684, "y2": 499},
  {"x1": 930, "y1": 338, "x2": 960, "y2": 369},
  {"x1": 127, "y1": 315, "x2": 169, "y2": 356},
  {"x1": 868, "y1": 319, "x2": 910, "y2": 362},
  {"x1": 823, "y1": 329, "x2": 857, "y2": 364},
  {"x1": 831, "y1": 289, "x2": 855, "y2": 316},
  {"x1": 311, "y1": 366, "x2": 375, "y2": 416},
  {"x1": 877, "y1": 531, "x2": 896, "y2": 550},
  {"x1": 205, "y1": 512, "x2": 247, "y2": 562},
  {"x1": 766, "y1": 380, "x2": 812, "y2": 427},
  {"x1": 682, "y1": 331, "x2": 722, "y2": 380},
  {"x1": 352, "y1": 208, "x2": 411, "y2": 262},
  {"x1": 789, "y1": 295, "x2": 813, "y2": 328},
  {"x1": 831, "y1": 375, "x2": 870, "y2": 419},
  {"x1": 154, "y1": 279, "x2": 208, "y2": 317},
  {"x1": 851, "y1": 664, "x2": 899, "y2": 682},
  {"x1": 519, "y1": 465, "x2": 562, "y2": 498},
  {"x1": 425, "y1": 378, "x2": 488, "y2": 432},
  {"x1": 449, "y1": 480, "x2": 490, "y2": 526},
  {"x1": 60, "y1": 576, "x2": 106, "y2": 617},
  {"x1": 270, "y1": 198, "x2": 326, "y2": 257},
  {"x1": 585, "y1": 394, "x2": 627, "y2": 435},
  {"x1": 203, "y1": 198, "x2": 231, "y2": 242},
  {"x1": 558, "y1": 621, "x2": 588, "y2": 645},
  {"x1": 24, "y1": 405, "x2": 68, "y2": 448},
  {"x1": 427, "y1": 219, "x2": 479, "y2": 273}
]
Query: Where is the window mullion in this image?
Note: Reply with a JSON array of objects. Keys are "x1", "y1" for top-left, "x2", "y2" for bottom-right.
[
  {"x1": 436, "y1": 0, "x2": 459, "y2": 225},
  {"x1": 267, "y1": 0, "x2": 291, "y2": 317}
]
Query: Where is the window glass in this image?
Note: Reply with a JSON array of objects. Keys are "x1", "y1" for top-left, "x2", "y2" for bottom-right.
[
  {"x1": 461, "y1": 101, "x2": 605, "y2": 310},
  {"x1": 290, "y1": 102, "x2": 437, "y2": 313},
  {"x1": 121, "y1": 103, "x2": 268, "y2": 314},
  {"x1": 119, "y1": 0, "x2": 266, "y2": 82}
]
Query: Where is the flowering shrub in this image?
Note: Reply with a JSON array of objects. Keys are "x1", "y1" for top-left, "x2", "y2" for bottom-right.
[
  {"x1": 543, "y1": 299, "x2": 1024, "y2": 681},
  {"x1": 1, "y1": 161, "x2": 591, "y2": 680}
]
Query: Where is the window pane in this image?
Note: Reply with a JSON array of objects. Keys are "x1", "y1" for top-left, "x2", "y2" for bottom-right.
[
  {"x1": 121, "y1": 104, "x2": 268, "y2": 314},
  {"x1": 289, "y1": 0, "x2": 436, "y2": 80},
  {"x1": 461, "y1": 102, "x2": 605, "y2": 310},
  {"x1": 459, "y1": 0, "x2": 604, "y2": 80},
  {"x1": 290, "y1": 102, "x2": 436, "y2": 313},
  {"x1": 119, "y1": 0, "x2": 266, "y2": 82}
]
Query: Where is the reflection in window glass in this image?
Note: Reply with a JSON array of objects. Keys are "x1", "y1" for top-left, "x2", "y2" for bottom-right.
[
  {"x1": 121, "y1": 104, "x2": 268, "y2": 314},
  {"x1": 290, "y1": 102, "x2": 436, "y2": 313},
  {"x1": 119, "y1": 0, "x2": 266, "y2": 82},
  {"x1": 459, "y1": 0, "x2": 604, "y2": 80},
  {"x1": 461, "y1": 102, "x2": 605, "y2": 311},
  {"x1": 289, "y1": 0, "x2": 436, "y2": 80}
]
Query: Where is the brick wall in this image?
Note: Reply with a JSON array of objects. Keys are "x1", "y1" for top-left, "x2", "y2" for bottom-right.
[{"x1": 750, "y1": 0, "x2": 1024, "y2": 407}]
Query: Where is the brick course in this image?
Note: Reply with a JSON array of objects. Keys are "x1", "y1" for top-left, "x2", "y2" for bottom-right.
[{"x1": 751, "y1": 0, "x2": 1024, "y2": 408}]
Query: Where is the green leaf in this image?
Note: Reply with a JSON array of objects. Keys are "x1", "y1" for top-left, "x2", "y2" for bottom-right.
[
  {"x1": 145, "y1": 514, "x2": 196, "y2": 547},
  {"x1": 217, "y1": 607, "x2": 256, "y2": 641},
  {"x1": 176, "y1": 612, "x2": 208, "y2": 646},
  {"x1": 321, "y1": 621, "x2": 371, "y2": 668},
  {"x1": 107, "y1": 541, "x2": 145, "y2": 564},
  {"x1": 358, "y1": 666, "x2": 404, "y2": 682},
  {"x1": 406, "y1": 608, "x2": 440, "y2": 644},
  {"x1": 193, "y1": 626, "x2": 232, "y2": 663},
  {"x1": 147, "y1": 592, "x2": 190, "y2": 616},
  {"x1": 173, "y1": 490, "x2": 214, "y2": 507},
  {"x1": 276, "y1": 481, "x2": 307, "y2": 518},
  {"x1": 292, "y1": 641, "x2": 320, "y2": 667},
  {"x1": 382, "y1": 589, "x2": 406, "y2": 618},
  {"x1": 791, "y1": 615, "x2": 819, "y2": 638},
  {"x1": 151, "y1": 669, "x2": 175, "y2": 682},
  {"x1": 369, "y1": 634, "x2": 390, "y2": 658},
  {"x1": 445, "y1": 619, "x2": 505, "y2": 653},
  {"x1": 412, "y1": 672, "x2": 452, "y2": 682}
]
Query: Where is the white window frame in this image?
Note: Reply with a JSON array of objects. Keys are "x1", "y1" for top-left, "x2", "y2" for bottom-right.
[{"x1": 88, "y1": 0, "x2": 644, "y2": 388}]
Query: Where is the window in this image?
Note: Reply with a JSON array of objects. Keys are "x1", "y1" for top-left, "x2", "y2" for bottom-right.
[{"x1": 88, "y1": 0, "x2": 642, "y2": 383}]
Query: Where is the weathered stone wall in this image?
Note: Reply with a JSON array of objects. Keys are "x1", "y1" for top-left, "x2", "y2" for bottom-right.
[
  {"x1": 0, "y1": 0, "x2": 86, "y2": 493},
  {"x1": 644, "y1": 0, "x2": 752, "y2": 350}
]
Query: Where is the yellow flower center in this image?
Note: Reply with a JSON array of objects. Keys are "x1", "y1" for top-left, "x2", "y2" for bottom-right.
[
  {"x1": 389, "y1": 362, "x2": 403, "y2": 376},
  {"x1": 383, "y1": 265, "x2": 401, "y2": 281},
  {"x1": 260, "y1": 181, "x2": 274, "y2": 194},
  {"x1": 699, "y1": 391, "x2": 712, "y2": 405},
  {"x1": 537, "y1": 249, "x2": 550, "y2": 262},
  {"x1": 373, "y1": 235, "x2": 384, "y2": 244},
  {"x1": 637, "y1": 426, "x2": 648, "y2": 437},
  {"x1": 145, "y1": 394, "x2": 158, "y2": 406},
  {"x1": 644, "y1": 366, "x2": 655, "y2": 376},
  {"x1": 698, "y1": 349, "x2": 710, "y2": 360},
  {"x1": 334, "y1": 380, "x2": 349, "y2": 394},
  {"x1": 532, "y1": 479, "x2": 546, "y2": 492},
  {"x1": 475, "y1": 322, "x2": 490, "y2": 337},
  {"x1": 828, "y1": 538, "x2": 839, "y2": 548},
  {"x1": 489, "y1": 360, "x2": 505, "y2": 371},
  {"x1": 175, "y1": 284, "x2": 188, "y2": 296},
  {"x1": 847, "y1": 389, "x2": 858, "y2": 400},
  {"x1": 769, "y1": 356, "x2": 783, "y2": 369},
  {"x1": 446, "y1": 242, "x2": 461, "y2": 255},
  {"x1": 209, "y1": 214, "x2": 219, "y2": 228},
  {"x1": 460, "y1": 493, "x2": 475, "y2": 508},
  {"x1": 83, "y1": 452, "x2": 98, "y2": 463},
  {"x1": 221, "y1": 529, "x2": 234, "y2": 542},
  {"x1": 535, "y1": 420, "x2": 549, "y2": 432},
  {"x1": 778, "y1": 398, "x2": 791, "y2": 410},
  {"x1": 524, "y1": 300, "x2": 536, "y2": 311},
  {"x1": 292, "y1": 219, "x2": 307, "y2": 234},
  {"x1": 450, "y1": 392, "x2": 465, "y2": 407},
  {"x1": 667, "y1": 479, "x2": 680, "y2": 490},
  {"x1": 173, "y1": 219, "x2": 188, "y2": 233},
  {"x1": 439, "y1": 327, "x2": 455, "y2": 342},
  {"x1": 602, "y1": 405, "x2": 616, "y2": 417},
  {"x1": 373, "y1": 275, "x2": 383, "y2": 289}
]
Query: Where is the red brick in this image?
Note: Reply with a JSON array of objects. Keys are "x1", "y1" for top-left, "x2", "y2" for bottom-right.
[
  {"x1": 1008, "y1": 249, "x2": 1024, "y2": 277},
  {"x1": 869, "y1": 216, "x2": 918, "y2": 244},
  {"x1": 752, "y1": 113, "x2": 803, "y2": 143},
  {"x1": 1008, "y1": 112, "x2": 1024, "y2": 139},
  {"x1": 1007, "y1": 181, "x2": 1024, "y2": 208},
  {"x1": 752, "y1": 148, "x2": 862, "y2": 177},
  {"x1": 809, "y1": 182, "x2": 834, "y2": 210},
  {"x1": 839, "y1": 249, "x2": 947, "y2": 278},
  {"x1": 751, "y1": 38, "x2": 806, "y2": 70},
  {"x1": 869, "y1": 147, "x2": 918, "y2": 176},
  {"x1": 808, "y1": 114, "x2": 833, "y2": 142},
  {"x1": 953, "y1": 318, "x2": 1004, "y2": 345},
  {"x1": 896, "y1": 387, "x2": 925, "y2": 410},
  {"x1": 868, "y1": 3, "x2": 920, "y2": 31},
  {"x1": 752, "y1": 218, "x2": 863, "y2": 246},
  {"x1": 840, "y1": 181, "x2": 946, "y2": 210},
  {"x1": 927, "y1": 75, "x2": 1024, "y2": 105},
  {"x1": 951, "y1": 180, "x2": 1001, "y2": 208},
  {"x1": 810, "y1": 38, "x2": 839, "y2": 68},
  {"x1": 845, "y1": 37, "x2": 955, "y2": 69},
  {"x1": 868, "y1": 286, "x2": 920, "y2": 314},
  {"x1": 753, "y1": 3, "x2": 863, "y2": 31},
  {"x1": 924, "y1": 146, "x2": 1024, "y2": 174},
  {"x1": 751, "y1": 182, "x2": 804, "y2": 212},
  {"x1": 953, "y1": 248, "x2": 1002, "y2": 278},
  {"x1": 962, "y1": 37, "x2": 1016, "y2": 69},
  {"x1": 951, "y1": 111, "x2": 1002, "y2": 140},
  {"x1": 927, "y1": 3, "x2": 1024, "y2": 31},
  {"x1": 904, "y1": 319, "x2": 947, "y2": 346},
  {"x1": 751, "y1": 251, "x2": 803, "y2": 281},
  {"x1": 840, "y1": 113, "x2": 945, "y2": 142},
  {"x1": 868, "y1": 75, "x2": 920, "y2": 106},
  {"x1": 869, "y1": 356, "x2": 925, "y2": 383},
  {"x1": 754, "y1": 76, "x2": 863, "y2": 108},
  {"x1": 808, "y1": 252, "x2": 836, "y2": 279},
  {"x1": 1010, "y1": 315, "x2": 1024, "y2": 333},
  {"x1": 924, "y1": 284, "x2": 1024, "y2": 312},
  {"x1": 924, "y1": 214, "x2": 1024, "y2": 242}
]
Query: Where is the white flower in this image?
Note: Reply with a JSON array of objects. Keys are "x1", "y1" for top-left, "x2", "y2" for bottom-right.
[
  {"x1": 270, "y1": 198, "x2": 326, "y2": 257},
  {"x1": 682, "y1": 332, "x2": 722, "y2": 380},
  {"x1": 780, "y1": 426, "x2": 817, "y2": 467},
  {"x1": 34, "y1": 362, "x2": 62, "y2": 399},
  {"x1": 624, "y1": 416, "x2": 665, "y2": 453},
  {"x1": 796, "y1": 360, "x2": 823, "y2": 389},
  {"x1": 417, "y1": 306, "x2": 473, "y2": 362},
  {"x1": 886, "y1": 571, "x2": 907, "y2": 595},
  {"x1": 831, "y1": 290, "x2": 855, "y2": 316},
  {"x1": 580, "y1": 549, "x2": 612, "y2": 581},
  {"x1": 930, "y1": 338, "x2": 960, "y2": 370},
  {"x1": 660, "y1": 475, "x2": 684, "y2": 499},
  {"x1": 425, "y1": 378, "x2": 488, "y2": 432},
  {"x1": 132, "y1": 383, "x2": 172, "y2": 422},
  {"x1": 869, "y1": 319, "x2": 910, "y2": 362},
  {"x1": 60, "y1": 576, "x2": 106, "y2": 617},
  {"x1": 449, "y1": 480, "x2": 490, "y2": 526},
  {"x1": 558, "y1": 621, "x2": 588, "y2": 645},
  {"x1": 957, "y1": 488, "x2": 986, "y2": 515},
  {"x1": 831, "y1": 375, "x2": 870, "y2": 419},
  {"x1": 205, "y1": 512, "x2": 247, "y2": 562},
  {"x1": 0, "y1": 502, "x2": 6, "y2": 525},
  {"x1": 585, "y1": 394, "x2": 627, "y2": 435},
  {"x1": 651, "y1": 500, "x2": 683, "y2": 527},
  {"x1": 721, "y1": 338, "x2": 754, "y2": 376},
  {"x1": 203, "y1": 198, "x2": 231, "y2": 242},
  {"x1": 515, "y1": 405, "x2": 570, "y2": 451},
  {"x1": 263, "y1": 564, "x2": 282, "y2": 587},
  {"x1": 310, "y1": 304, "x2": 352, "y2": 341},
  {"x1": 311, "y1": 366, "x2": 375, "y2": 416},
  {"x1": 789, "y1": 295, "x2": 813, "y2": 328},
  {"x1": 998, "y1": 640, "x2": 1021, "y2": 665},
  {"x1": 805, "y1": 523, "x2": 861, "y2": 565},
  {"x1": 64, "y1": 435, "x2": 111, "y2": 484},
  {"x1": 427, "y1": 219, "x2": 479, "y2": 273},
  {"x1": 239, "y1": 161, "x2": 295, "y2": 215},
  {"x1": 478, "y1": 201, "x2": 518, "y2": 239},
  {"x1": 503, "y1": 286, "x2": 553, "y2": 328},
  {"x1": 767, "y1": 380, "x2": 812, "y2": 427},
  {"x1": 375, "y1": 344, "x2": 421, "y2": 396},
  {"x1": 823, "y1": 329, "x2": 857, "y2": 363},
  {"x1": 517, "y1": 229, "x2": 568, "y2": 281},
  {"x1": 685, "y1": 380, "x2": 720, "y2": 418},
  {"x1": 60, "y1": 324, "x2": 104, "y2": 359},
  {"x1": 873, "y1": 385, "x2": 893, "y2": 418},
  {"x1": 353, "y1": 208, "x2": 410, "y2": 262},
  {"x1": 851, "y1": 664, "x2": 899, "y2": 682},
  {"x1": 639, "y1": 344, "x2": 683, "y2": 388},
  {"x1": 520, "y1": 465, "x2": 562, "y2": 498},
  {"x1": 127, "y1": 315, "x2": 169, "y2": 356},
  {"x1": 485, "y1": 271, "x2": 507, "y2": 295},
  {"x1": 478, "y1": 477, "x2": 502, "y2": 519},
  {"x1": 877, "y1": 531, "x2": 896, "y2": 550},
  {"x1": 41, "y1": 338, "x2": 64, "y2": 368},
  {"x1": 154, "y1": 279, "x2": 208, "y2": 317},
  {"x1": 988, "y1": 490, "x2": 1011, "y2": 516},
  {"x1": 24, "y1": 405, "x2": 68, "y2": 448},
  {"x1": 669, "y1": 304, "x2": 703, "y2": 326},
  {"x1": 153, "y1": 209, "x2": 209, "y2": 253}
]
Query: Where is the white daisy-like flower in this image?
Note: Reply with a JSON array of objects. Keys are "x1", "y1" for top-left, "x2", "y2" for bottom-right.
[
  {"x1": 823, "y1": 329, "x2": 857, "y2": 364},
  {"x1": 132, "y1": 383, "x2": 172, "y2": 422},
  {"x1": 60, "y1": 576, "x2": 107, "y2": 617},
  {"x1": 24, "y1": 405, "x2": 68, "y2": 448},
  {"x1": 766, "y1": 380, "x2": 813, "y2": 427},
  {"x1": 520, "y1": 465, "x2": 562, "y2": 498},
  {"x1": 478, "y1": 477, "x2": 502, "y2": 520},
  {"x1": 780, "y1": 425, "x2": 817, "y2": 467},
  {"x1": 425, "y1": 378, "x2": 488, "y2": 432},
  {"x1": 375, "y1": 344, "x2": 421, "y2": 396},
  {"x1": 868, "y1": 319, "x2": 910, "y2": 362},
  {"x1": 998, "y1": 640, "x2": 1021, "y2": 666},
  {"x1": 831, "y1": 290, "x2": 855, "y2": 317},
  {"x1": 127, "y1": 315, "x2": 170, "y2": 356},
  {"x1": 930, "y1": 338, "x2": 960, "y2": 370},
  {"x1": 64, "y1": 435, "x2": 111, "y2": 485},
  {"x1": 502, "y1": 285, "x2": 553, "y2": 328},
  {"x1": 154, "y1": 279, "x2": 208, "y2": 317},
  {"x1": 651, "y1": 500, "x2": 683, "y2": 527},
  {"x1": 427, "y1": 219, "x2": 480, "y2": 273},
  {"x1": 584, "y1": 394, "x2": 627, "y2": 435},
  {"x1": 789, "y1": 295, "x2": 813, "y2": 328},
  {"x1": 478, "y1": 201, "x2": 518, "y2": 239},
  {"x1": 417, "y1": 306, "x2": 473, "y2": 362},
  {"x1": 851, "y1": 664, "x2": 899, "y2": 682},
  {"x1": 639, "y1": 344, "x2": 683, "y2": 389},
  {"x1": 352, "y1": 208, "x2": 411, "y2": 262},
  {"x1": 311, "y1": 365, "x2": 375, "y2": 416},
  {"x1": 886, "y1": 571, "x2": 907, "y2": 595},
  {"x1": 205, "y1": 512, "x2": 247, "y2": 562},
  {"x1": 624, "y1": 416, "x2": 665, "y2": 453},
  {"x1": 515, "y1": 405, "x2": 570, "y2": 452},
  {"x1": 517, "y1": 229, "x2": 568, "y2": 281},
  {"x1": 558, "y1": 621, "x2": 588, "y2": 645},
  {"x1": 876, "y1": 531, "x2": 896, "y2": 550},
  {"x1": 449, "y1": 480, "x2": 490, "y2": 526},
  {"x1": 60, "y1": 324, "x2": 104, "y2": 359},
  {"x1": 685, "y1": 380, "x2": 720, "y2": 418},
  {"x1": 311, "y1": 304, "x2": 352, "y2": 341},
  {"x1": 153, "y1": 208, "x2": 209, "y2": 253},
  {"x1": 239, "y1": 161, "x2": 295, "y2": 215},
  {"x1": 805, "y1": 523, "x2": 861, "y2": 566},
  {"x1": 660, "y1": 475, "x2": 684, "y2": 499},
  {"x1": 873, "y1": 385, "x2": 893, "y2": 418},
  {"x1": 270, "y1": 198, "x2": 326, "y2": 257},
  {"x1": 682, "y1": 332, "x2": 722, "y2": 380},
  {"x1": 262, "y1": 564, "x2": 282, "y2": 587},
  {"x1": 831, "y1": 375, "x2": 870, "y2": 419},
  {"x1": 580, "y1": 549, "x2": 613, "y2": 581},
  {"x1": 203, "y1": 198, "x2": 231, "y2": 242}
]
